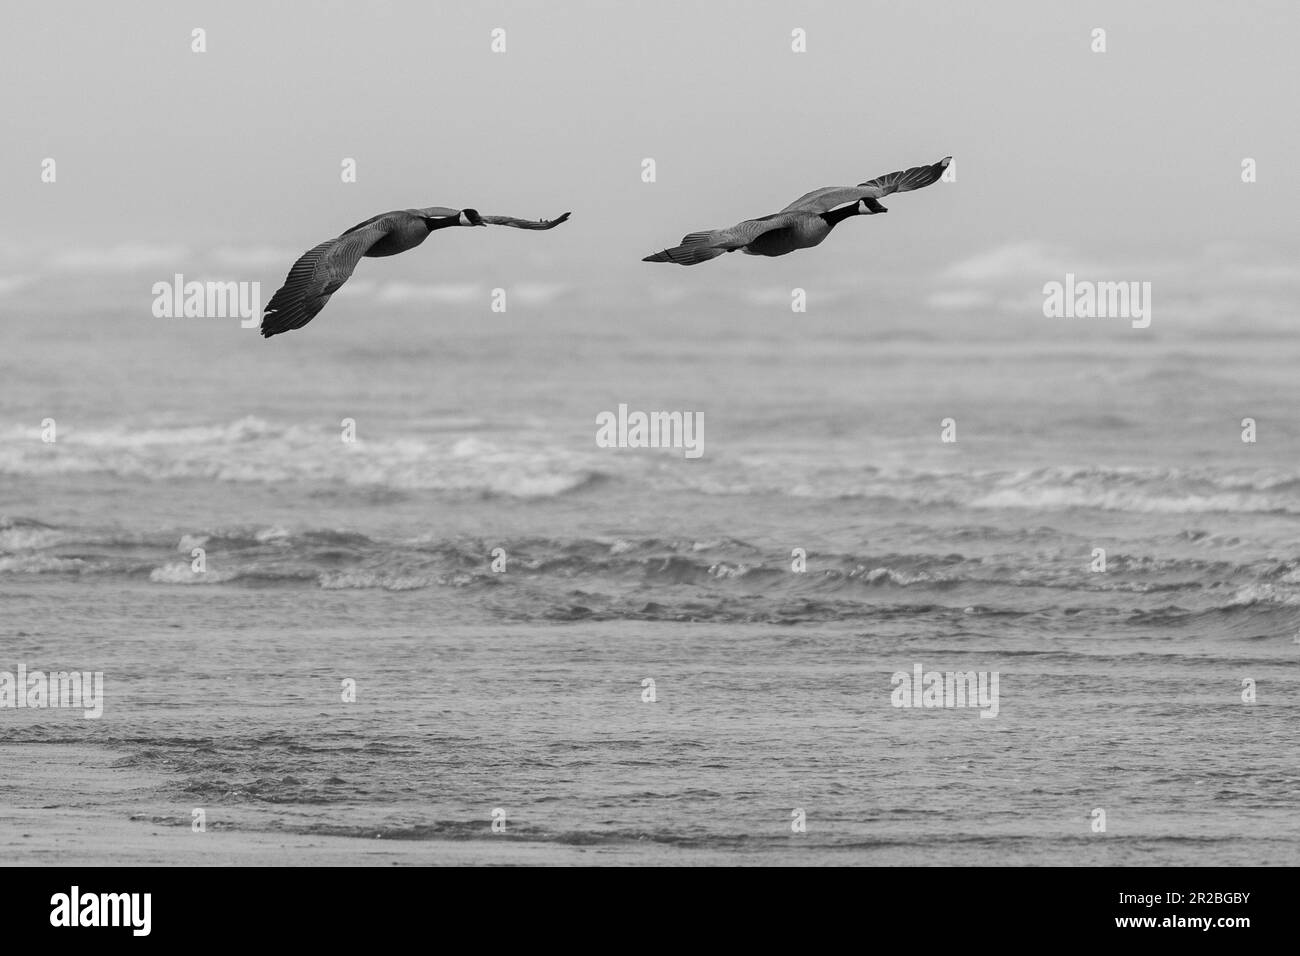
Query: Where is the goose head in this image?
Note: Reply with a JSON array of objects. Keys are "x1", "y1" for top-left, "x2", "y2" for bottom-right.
[{"x1": 459, "y1": 208, "x2": 487, "y2": 227}]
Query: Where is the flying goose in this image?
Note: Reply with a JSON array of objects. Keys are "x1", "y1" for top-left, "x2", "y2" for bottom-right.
[
  {"x1": 642, "y1": 157, "x2": 950, "y2": 265},
  {"x1": 260, "y1": 206, "x2": 571, "y2": 337}
]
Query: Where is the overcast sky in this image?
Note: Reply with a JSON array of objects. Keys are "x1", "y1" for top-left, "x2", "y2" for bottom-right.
[{"x1": 1, "y1": 0, "x2": 1296, "y2": 297}]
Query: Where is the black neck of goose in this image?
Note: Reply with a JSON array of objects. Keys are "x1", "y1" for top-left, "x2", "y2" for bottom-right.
[
  {"x1": 820, "y1": 204, "x2": 860, "y2": 227},
  {"x1": 423, "y1": 215, "x2": 460, "y2": 232}
]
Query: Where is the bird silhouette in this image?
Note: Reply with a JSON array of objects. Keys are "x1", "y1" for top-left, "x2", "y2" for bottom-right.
[
  {"x1": 261, "y1": 206, "x2": 571, "y2": 337},
  {"x1": 643, "y1": 157, "x2": 949, "y2": 265}
]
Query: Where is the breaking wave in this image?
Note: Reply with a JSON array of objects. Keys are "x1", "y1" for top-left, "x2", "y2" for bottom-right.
[{"x1": 3, "y1": 517, "x2": 1297, "y2": 633}]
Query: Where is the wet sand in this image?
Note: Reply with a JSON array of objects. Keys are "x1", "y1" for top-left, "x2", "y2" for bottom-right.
[{"x1": 0, "y1": 744, "x2": 715, "y2": 865}]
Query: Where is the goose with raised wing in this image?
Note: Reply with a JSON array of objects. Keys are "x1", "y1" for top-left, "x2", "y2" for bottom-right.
[
  {"x1": 642, "y1": 157, "x2": 949, "y2": 265},
  {"x1": 260, "y1": 206, "x2": 571, "y2": 337}
]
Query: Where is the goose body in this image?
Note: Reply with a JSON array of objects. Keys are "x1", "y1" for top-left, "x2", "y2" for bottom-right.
[
  {"x1": 643, "y1": 157, "x2": 949, "y2": 266},
  {"x1": 261, "y1": 206, "x2": 570, "y2": 337},
  {"x1": 741, "y1": 213, "x2": 838, "y2": 257}
]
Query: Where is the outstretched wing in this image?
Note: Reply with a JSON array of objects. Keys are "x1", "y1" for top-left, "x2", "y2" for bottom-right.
[
  {"x1": 479, "y1": 211, "x2": 572, "y2": 230},
  {"x1": 260, "y1": 224, "x2": 389, "y2": 338},
  {"x1": 780, "y1": 156, "x2": 951, "y2": 214},
  {"x1": 642, "y1": 213, "x2": 801, "y2": 265}
]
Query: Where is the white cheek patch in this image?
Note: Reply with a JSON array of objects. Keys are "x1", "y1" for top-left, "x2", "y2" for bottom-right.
[{"x1": 458, "y1": 212, "x2": 471, "y2": 226}]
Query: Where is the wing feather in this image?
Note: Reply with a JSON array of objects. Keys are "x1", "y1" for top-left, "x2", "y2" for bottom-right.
[
  {"x1": 479, "y1": 211, "x2": 572, "y2": 230},
  {"x1": 260, "y1": 224, "x2": 389, "y2": 338},
  {"x1": 780, "y1": 156, "x2": 951, "y2": 214},
  {"x1": 642, "y1": 214, "x2": 799, "y2": 265}
]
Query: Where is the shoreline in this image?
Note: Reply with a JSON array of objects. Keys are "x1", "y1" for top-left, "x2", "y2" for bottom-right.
[{"x1": 0, "y1": 744, "x2": 729, "y2": 865}]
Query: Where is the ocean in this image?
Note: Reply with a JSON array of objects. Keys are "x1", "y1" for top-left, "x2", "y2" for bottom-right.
[{"x1": 2, "y1": 263, "x2": 1299, "y2": 864}]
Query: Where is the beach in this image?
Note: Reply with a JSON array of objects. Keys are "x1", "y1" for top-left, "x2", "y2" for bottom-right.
[{"x1": 3, "y1": 270, "x2": 1299, "y2": 865}]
